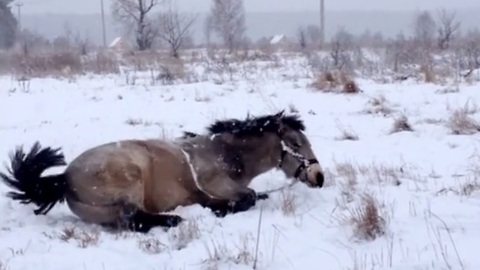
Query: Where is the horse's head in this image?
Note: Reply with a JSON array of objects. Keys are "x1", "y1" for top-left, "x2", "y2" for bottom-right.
[
  {"x1": 206, "y1": 110, "x2": 324, "y2": 188},
  {"x1": 273, "y1": 111, "x2": 324, "y2": 188}
]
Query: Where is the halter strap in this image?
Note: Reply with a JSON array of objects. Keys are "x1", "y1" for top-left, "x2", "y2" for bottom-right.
[{"x1": 278, "y1": 140, "x2": 318, "y2": 178}]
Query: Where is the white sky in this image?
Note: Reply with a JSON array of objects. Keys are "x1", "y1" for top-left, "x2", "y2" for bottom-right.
[{"x1": 19, "y1": 0, "x2": 480, "y2": 14}]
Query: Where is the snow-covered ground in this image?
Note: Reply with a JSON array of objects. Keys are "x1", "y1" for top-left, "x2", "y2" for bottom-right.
[{"x1": 1, "y1": 59, "x2": 480, "y2": 270}]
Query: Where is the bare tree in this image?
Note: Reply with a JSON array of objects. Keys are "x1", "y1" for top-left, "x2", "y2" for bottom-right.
[
  {"x1": 436, "y1": 9, "x2": 460, "y2": 50},
  {"x1": 74, "y1": 32, "x2": 90, "y2": 56},
  {"x1": 52, "y1": 36, "x2": 71, "y2": 52},
  {"x1": 209, "y1": 0, "x2": 246, "y2": 53},
  {"x1": 16, "y1": 29, "x2": 50, "y2": 55},
  {"x1": 306, "y1": 25, "x2": 321, "y2": 47},
  {"x1": 413, "y1": 11, "x2": 436, "y2": 51},
  {"x1": 156, "y1": 1, "x2": 197, "y2": 58},
  {"x1": 412, "y1": 10, "x2": 436, "y2": 79},
  {"x1": 0, "y1": 0, "x2": 18, "y2": 49},
  {"x1": 461, "y1": 28, "x2": 480, "y2": 71},
  {"x1": 111, "y1": 0, "x2": 162, "y2": 51},
  {"x1": 329, "y1": 27, "x2": 354, "y2": 70},
  {"x1": 385, "y1": 32, "x2": 416, "y2": 74},
  {"x1": 297, "y1": 26, "x2": 307, "y2": 50}
]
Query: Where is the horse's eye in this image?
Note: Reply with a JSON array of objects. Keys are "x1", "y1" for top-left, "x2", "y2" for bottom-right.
[{"x1": 292, "y1": 142, "x2": 301, "y2": 148}]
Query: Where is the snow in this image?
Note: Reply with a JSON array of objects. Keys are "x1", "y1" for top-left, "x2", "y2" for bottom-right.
[{"x1": 1, "y1": 57, "x2": 480, "y2": 270}]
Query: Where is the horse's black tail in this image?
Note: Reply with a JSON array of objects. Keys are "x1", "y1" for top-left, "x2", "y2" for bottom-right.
[{"x1": 0, "y1": 141, "x2": 68, "y2": 215}]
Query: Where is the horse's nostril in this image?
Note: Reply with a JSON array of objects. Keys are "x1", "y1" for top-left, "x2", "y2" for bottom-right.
[{"x1": 316, "y1": 172, "x2": 324, "y2": 188}]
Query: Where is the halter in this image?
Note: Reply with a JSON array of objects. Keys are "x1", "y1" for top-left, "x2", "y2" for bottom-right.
[
  {"x1": 278, "y1": 140, "x2": 319, "y2": 178},
  {"x1": 256, "y1": 139, "x2": 319, "y2": 197}
]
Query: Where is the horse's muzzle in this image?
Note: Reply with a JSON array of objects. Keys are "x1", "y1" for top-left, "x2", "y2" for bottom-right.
[
  {"x1": 314, "y1": 171, "x2": 324, "y2": 188},
  {"x1": 306, "y1": 163, "x2": 324, "y2": 188}
]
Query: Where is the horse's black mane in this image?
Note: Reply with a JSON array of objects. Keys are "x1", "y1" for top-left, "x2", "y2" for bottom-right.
[{"x1": 207, "y1": 112, "x2": 305, "y2": 137}]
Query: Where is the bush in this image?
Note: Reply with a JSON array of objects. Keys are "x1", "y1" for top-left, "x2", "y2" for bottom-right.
[{"x1": 310, "y1": 70, "x2": 360, "y2": 94}]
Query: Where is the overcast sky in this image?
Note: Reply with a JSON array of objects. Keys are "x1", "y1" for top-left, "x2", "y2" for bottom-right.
[{"x1": 19, "y1": 0, "x2": 480, "y2": 14}]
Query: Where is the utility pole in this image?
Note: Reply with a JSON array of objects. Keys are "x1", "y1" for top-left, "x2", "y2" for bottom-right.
[
  {"x1": 100, "y1": 0, "x2": 107, "y2": 47},
  {"x1": 16, "y1": 2, "x2": 23, "y2": 31},
  {"x1": 320, "y1": 0, "x2": 325, "y2": 47}
]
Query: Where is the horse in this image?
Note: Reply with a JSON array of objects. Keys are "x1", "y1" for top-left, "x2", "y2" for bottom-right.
[{"x1": 0, "y1": 110, "x2": 324, "y2": 233}]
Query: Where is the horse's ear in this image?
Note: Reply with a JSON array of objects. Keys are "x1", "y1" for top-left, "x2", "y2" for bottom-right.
[
  {"x1": 274, "y1": 110, "x2": 288, "y2": 135},
  {"x1": 274, "y1": 110, "x2": 285, "y2": 119}
]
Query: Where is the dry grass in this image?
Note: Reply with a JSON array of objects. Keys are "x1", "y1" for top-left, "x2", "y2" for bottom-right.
[
  {"x1": 335, "y1": 161, "x2": 358, "y2": 206},
  {"x1": 333, "y1": 161, "x2": 402, "y2": 213},
  {"x1": 437, "y1": 158, "x2": 480, "y2": 196},
  {"x1": 138, "y1": 237, "x2": 166, "y2": 254},
  {"x1": 57, "y1": 226, "x2": 100, "y2": 248},
  {"x1": 435, "y1": 85, "x2": 460, "y2": 94},
  {"x1": 322, "y1": 167, "x2": 337, "y2": 187},
  {"x1": 335, "y1": 161, "x2": 358, "y2": 187},
  {"x1": 461, "y1": 99, "x2": 479, "y2": 115},
  {"x1": 335, "y1": 160, "x2": 402, "y2": 187},
  {"x1": 459, "y1": 179, "x2": 480, "y2": 196},
  {"x1": 358, "y1": 163, "x2": 402, "y2": 186},
  {"x1": 335, "y1": 123, "x2": 359, "y2": 141},
  {"x1": 336, "y1": 129, "x2": 359, "y2": 141},
  {"x1": 194, "y1": 92, "x2": 212, "y2": 103},
  {"x1": 362, "y1": 94, "x2": 395, "y2": 116},
  {"x1": 202, "y1": 234, "x2": 257, "y2": 269},
  {"x1": 0, "y1": 47, "x2": 197, "y2": 83},
  {"x1": 446, "y1": 109, "x2": 480, "y2": 135},
  {"x1": 83, "y1": 50, "x2": 120, "y2": 74},
  {"x1": 310, "y1": 70, "x2": 361, "y2": 94},
  {"x1": 2, "y1": 49, "x2": 120, "y2": 78},
  {"x1": 420, "y1": 64, "x2": 437, "y2": 83},
  {"x1": 390, "y1": 115, "x2": 414, "y2": 134},
  {"x1": 125, "y1": 118, "x2": 152, "y2": 126},
  {"x1": 13, "y1": 51, "x2": 82, "y2": 77},
  {"x1": 168, "y1": 219, "x2": 201, "y2": 250},
  {"x1": 346, "y1": 193, "x2": 388, "y2": 241},
  {"x1": 279, "y1": 189, "x2": 298, "y2": 216},
  {"x1": 155, "y1": 59, "x2": 193, "y2": 85}
]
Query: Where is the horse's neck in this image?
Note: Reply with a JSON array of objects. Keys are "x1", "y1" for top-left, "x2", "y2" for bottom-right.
[
  {"x1": 223, "y1": 137, "x2": 280, "y2": 183},
  {"x1": 178, "y1": 134, "x2": 280, "y2": 184}
]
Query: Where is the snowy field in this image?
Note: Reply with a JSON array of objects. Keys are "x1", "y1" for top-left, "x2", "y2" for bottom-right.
[{"x1": 0, "y1": 56, "x2": 480, "y2": 270}]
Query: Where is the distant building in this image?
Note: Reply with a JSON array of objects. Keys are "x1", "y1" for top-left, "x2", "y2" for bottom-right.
[
  {"x1": 269, "y1": 34, "x2": 292, "y2": 50},
  {"x1": 108, "y1": 37, "x2": 131, "y2": 53}
]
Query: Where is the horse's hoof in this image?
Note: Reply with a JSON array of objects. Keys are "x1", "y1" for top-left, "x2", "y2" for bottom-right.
[
  {"x1": 232, "y1": 192, "x2": 256, "y2": 213},
  {"x1": 213, "y1": 209, "x2": 227, "y2": 218},
  {"x1": 165, "y1": 215, "x2": 184, "y2": 227}
]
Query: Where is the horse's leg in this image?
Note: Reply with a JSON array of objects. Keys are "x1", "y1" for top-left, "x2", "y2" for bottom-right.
[
  {"x1": 199, "y1": 175, "x2": 264, "y2": 217},
  {"x1": 66, "y1": 197, "x2": 182, "y2": 233},
  {"x1": 257, "y1": 193, "x2": 270, "y2": 200},
  {"x1": 206, "y1": 200, "x2": 252, "y2": 218},
  {"x1": 115, "y1": 203, "x2": 183, "y2": 233}
]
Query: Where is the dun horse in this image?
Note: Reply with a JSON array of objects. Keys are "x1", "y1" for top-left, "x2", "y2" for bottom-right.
[{"x1": 0, "y1": 111, "x2": 324, "y2": 233}]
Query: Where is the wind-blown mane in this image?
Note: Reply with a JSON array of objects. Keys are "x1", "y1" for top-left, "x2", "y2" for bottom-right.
[{"x1": 207, "y1": 112, "x2": 305, "y2": 137}]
